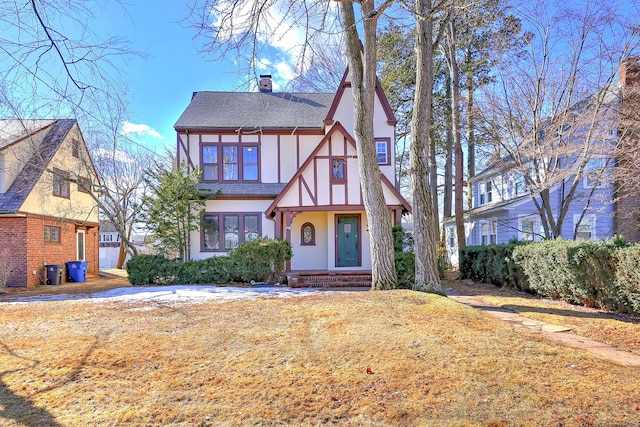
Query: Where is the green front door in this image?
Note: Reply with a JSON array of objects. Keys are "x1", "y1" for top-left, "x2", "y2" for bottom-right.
[{"x1": 336, "y1": 216, "x2": 360, "y2": 267}]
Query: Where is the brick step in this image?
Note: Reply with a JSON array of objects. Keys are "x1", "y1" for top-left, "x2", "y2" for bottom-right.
[{"x1": 289, "y1": 273, "x2": 372, "y2": 288}]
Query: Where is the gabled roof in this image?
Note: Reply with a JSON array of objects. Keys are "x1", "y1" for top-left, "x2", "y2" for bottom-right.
[
  {"x1": 0, "y1": 119, "x2": 76, "y2": 213},
  {"x1": 265, "y1": 121, "x2": 411, "y2": 217},
  {"x1": 174, "y1": 91, "x2": 335, "y2": 131}
]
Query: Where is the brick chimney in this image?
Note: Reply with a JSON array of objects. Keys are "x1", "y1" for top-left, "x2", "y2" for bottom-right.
[
  {"x1": 619, "y1": 57, "x2": 640, "y2": 87},
  {"x1": 259, "y1": 75, "x2": 272, "y2": 93}
]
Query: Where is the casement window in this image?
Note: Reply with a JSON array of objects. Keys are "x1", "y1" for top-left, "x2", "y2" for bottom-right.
[
  {"x1": 52, "y1": 169, "x2": 70, "y2": 198},
  {"x1": 375, "y1": 138, "x2": 391, "y2": 165},
  {"x1": 331, "y1": 158, "x2": 346, "y2": 181},
  {"x1": 301, "y1": 222, "x2": 316, "y2": 246},
  {"x1": 201, "y1": 143, "x2": 259, "y2": 182},
  {"x1": 202, "y1": 213, "x2": 260, "y2": 251},
  {"x1": 44, "y1": 225, "x2": 61, "y2": 243},
  {"x1": 574, "y1": 215, "x2": 595, "y2": 240},
  {"x1": 77, "y1": 176, "x2": 91, "y2": 193}
]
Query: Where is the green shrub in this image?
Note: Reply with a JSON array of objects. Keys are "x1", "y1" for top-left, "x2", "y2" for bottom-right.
[
  {"x1": 513, "y1": 237, "x2": 628, "y2": 310},
  {"x1": 459, "y1": 242, "x2": 530, "y2": 291},
  {"x1": 126, "y1": 238, "x2": 292, "y2": 286},
  {"x1": 229, "y1": 237, "x2": 292, "y2": 283},
  {"x1": 395, "y1": 251, "x2": 415, "y2": 289},
  {"x1": 614, "y1": 245, "x2": 640, "y2": 313}
]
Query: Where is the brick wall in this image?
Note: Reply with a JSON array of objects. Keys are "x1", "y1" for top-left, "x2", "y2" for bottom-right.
[
  {"x1": 0, "y1": 216, "x2": 102, "y2": 288},
  {"x1": 0, "y1": 218, "x2": 28, "y2": 287}
]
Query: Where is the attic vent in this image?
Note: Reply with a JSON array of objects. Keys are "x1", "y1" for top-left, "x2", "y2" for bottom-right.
[{"x1": 259, "y1": 75, "x2": 272, "y2": 93}]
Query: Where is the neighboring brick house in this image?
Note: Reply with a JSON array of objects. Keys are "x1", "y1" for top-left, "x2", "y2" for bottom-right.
[
  {"x1": 444, "y1": 59, "x2": 640, "y2": 264},
  {"x1": 174, "y1": 71, "x2": 410, "y2": 281},
  {"x1": 0, "y1": 119, "x2": 100, "y2": 287}
]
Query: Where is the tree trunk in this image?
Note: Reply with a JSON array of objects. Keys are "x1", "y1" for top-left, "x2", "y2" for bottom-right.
[
  {"x1": 410, "y1": 0, "x2": 442, "y2": 293},
  {"x1": 116, "y1": 242, "x2": 127, "y2": 269},
  {"x1": 449, "y1": 18, "x2": 466, "y2": 254},
  {"x1": 339, "y1": 2, "x2": 397, "y2": 290},
  {"x1": 444, "y1": 74, "x2": 453, "y2": 220},
  {"x1": 466, "y1": 48, "x2": 476, "y2": 210}
]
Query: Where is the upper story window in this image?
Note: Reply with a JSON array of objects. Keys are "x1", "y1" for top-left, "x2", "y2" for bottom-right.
[
  {"x1": 53, "y1": 169, "x2": 70, "y2": 198},
  {"x1": 201, "y1": 143, "x2": 259, "y2": 182},
  {"x1": 584, "y1": 158, "x2": 605, "y2": 188},
  {"x1": 77, "y1": 176, "x2": 91, "y2": 193},
  {"x1": 486, "y1": 181, "x2": 493, "y2": 203},
  {"x1": 514, "y1": 173, "x2": 524, "y2": 196},
  {"x1": 72, "y1": 138, "x2": 80, "y2": 158},
  {"x1": 332, "y1": 158, "x2": 345, "y2": 181},
  {"x1": 375, "y1": 138, "x2": 391, "y2": 165}
]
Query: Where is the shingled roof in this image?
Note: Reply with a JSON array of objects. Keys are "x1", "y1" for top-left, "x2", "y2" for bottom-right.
[
  {"x1": 0, "y1": 119, "x2": 76, "y2": 213},
  {"x1": 174, "y1": 91, "x2": 335, "y2": 131}
]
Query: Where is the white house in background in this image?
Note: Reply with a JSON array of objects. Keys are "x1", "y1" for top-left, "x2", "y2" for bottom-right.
[
  {"x1": 174, "y1": 71, "x2": 410, "y2": 280},
  {"x1": 98, "y1": 220, "x2": 148, "y2": 268}
]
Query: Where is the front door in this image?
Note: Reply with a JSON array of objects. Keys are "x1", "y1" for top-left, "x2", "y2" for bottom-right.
[
  {"x1": 76, "y1": 230, "x2": 86, "y2": 261},
  {"x1": 336, "y1": 215, "x2": 360, "y2": 267}
]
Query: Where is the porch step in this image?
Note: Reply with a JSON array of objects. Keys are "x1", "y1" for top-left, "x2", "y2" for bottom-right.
[{"x1": 288, "y1": 272, "x2": 372, "y2": 288}]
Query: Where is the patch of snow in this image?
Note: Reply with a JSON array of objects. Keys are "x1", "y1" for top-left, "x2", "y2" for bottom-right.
[{"x1": 2, "y1": 285, "x2": 332, "y2": 306}]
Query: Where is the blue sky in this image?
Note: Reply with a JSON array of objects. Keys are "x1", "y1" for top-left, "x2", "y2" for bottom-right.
[{"x1": 97, "y1": 2, "x2": 244, "y2": 152}]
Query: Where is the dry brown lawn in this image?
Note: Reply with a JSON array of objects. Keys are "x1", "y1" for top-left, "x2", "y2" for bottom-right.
[
  {"x1": 1, "y1": 289, "x2": 639, "y2": 426},
  {"x1": 445, "y1": 280, "x2": 640, "y2": 356}
]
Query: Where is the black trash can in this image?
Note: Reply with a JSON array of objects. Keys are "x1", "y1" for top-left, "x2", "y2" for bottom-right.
[{"x1": 45, "y1": 264, "x2": 63, "y2": 285}]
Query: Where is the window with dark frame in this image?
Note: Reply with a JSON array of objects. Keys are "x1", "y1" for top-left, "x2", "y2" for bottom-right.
[
  {"x1": 72, "y1": 138, "x2": 80, "y2": 158},
  {"x1": 202, "y1": 213, "x2": 260, "y2": 251},
  {"x1": 77, "y1": 176, "x2": 91, "y2": 193},
  {"x1": 301, "y1": 222, "x2": 315, "y2": 246},
  {"x1": 44, "y1": 225, "x2": 61, "y2": 243},
  {"x1": 201, "y1": 143, "x2": 259, "y2": 182},
  {"x1": 375, "y1": 138, "x2": 390, "y2": 165},
  {"x1": 331, "y1": 158, "x2": 345, "y2": 181},
  {"x1": 53, "y1": 169, "x2": 70, "y2": 198}
]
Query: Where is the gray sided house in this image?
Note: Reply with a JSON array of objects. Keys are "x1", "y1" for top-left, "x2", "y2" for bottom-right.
[{"x1": 445, "y1": 59, "x2": 640, "y2": 265}]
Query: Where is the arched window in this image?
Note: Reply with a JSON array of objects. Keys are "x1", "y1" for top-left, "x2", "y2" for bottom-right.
[{"x1": 301, "y1": 222, "x2": 315, "y2": 246}]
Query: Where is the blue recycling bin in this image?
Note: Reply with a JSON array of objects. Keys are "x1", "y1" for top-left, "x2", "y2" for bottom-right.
[{"x1": 66, "y1": 261, "x2": 88, "y2": 282}]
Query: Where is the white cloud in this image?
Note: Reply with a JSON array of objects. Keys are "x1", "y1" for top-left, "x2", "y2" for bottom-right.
[
  {"x1": 94, "y1": 147, "x2": 136, "y2": 164},
  {"x1": 211, "y1": 0, "x2": 341, "y2": 83},
  {"x1": 122, "y1": 121, "x2": 163, "y2": 139}
]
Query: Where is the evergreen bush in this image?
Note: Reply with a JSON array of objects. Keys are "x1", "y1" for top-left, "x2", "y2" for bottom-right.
[
  {"x1": 614, "y1": 245, "x2": 640, "y2": 313},
  {"x1": 126, "y1": 238, "x2": 292, "y2": 286}
]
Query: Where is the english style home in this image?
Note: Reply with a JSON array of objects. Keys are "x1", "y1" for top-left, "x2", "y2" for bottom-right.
[
  {"x1": 0, "y1": 119, "x2": 100, "y2": 287},
  {"x1": 174, "y1": 72, "x2": 410, "y2": 279},
  {"x1": 445, "y1": 59, "x2": 640, "y2": 262}
]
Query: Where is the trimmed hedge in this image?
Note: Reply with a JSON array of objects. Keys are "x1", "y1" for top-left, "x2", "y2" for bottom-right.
[
  {"x1": 512, "y1": 238, "x2": 627, "y2": 310},
  {"x1": 459, "y1": 242, "x2": 531, "y2": 292},
  {"x1": 126, "y1": 238, "x2": 292, "y2": 286},
  {"x1": 613, "y1": 245, "x2": 640, "y2": 313}
]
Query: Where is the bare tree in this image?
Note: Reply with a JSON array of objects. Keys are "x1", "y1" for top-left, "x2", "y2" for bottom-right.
[
  {"x1": 1, "y1": 1, "x2": 156, "y2": 269},
  {"x1": 478, "y1": 0, "x2": 640, "y2": 239}
]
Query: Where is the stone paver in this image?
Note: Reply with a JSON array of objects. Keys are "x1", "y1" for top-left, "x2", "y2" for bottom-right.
[{"x1": 447, "y1": 292, "x2": 640, "y2": 369}]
